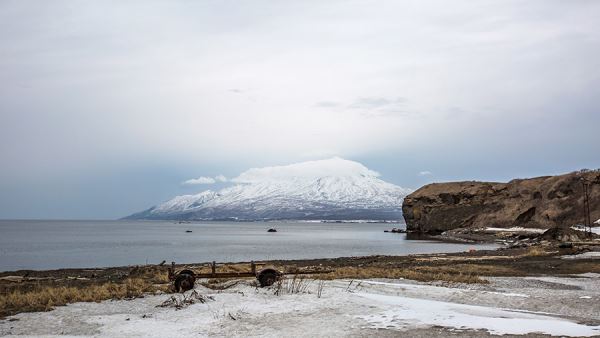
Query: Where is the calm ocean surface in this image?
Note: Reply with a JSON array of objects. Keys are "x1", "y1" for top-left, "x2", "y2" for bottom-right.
[{"x1": 0, "y1": 220, "x2": 497, "y2": 271}]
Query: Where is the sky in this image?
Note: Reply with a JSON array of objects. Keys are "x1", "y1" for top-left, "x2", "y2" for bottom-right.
[{"x1": 1, "y1": 0, "x2": 599, "y2": 219}]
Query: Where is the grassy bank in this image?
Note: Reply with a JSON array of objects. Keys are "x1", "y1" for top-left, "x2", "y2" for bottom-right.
[
  {"x1": 0, "y1": 278, "x2": 162, "y2": 317},
  {"x1": 0, "y1": 266, "x2": 170, "y2": 318}
]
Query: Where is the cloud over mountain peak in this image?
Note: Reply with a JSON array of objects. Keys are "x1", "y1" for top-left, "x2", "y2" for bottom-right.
[{"x1": 231, "y1": 157, "x2": 380, "y2": 184}]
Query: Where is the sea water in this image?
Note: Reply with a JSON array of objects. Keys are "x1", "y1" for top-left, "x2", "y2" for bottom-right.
[{"x1": 0, "y1": 220, "x2": 497, "y2": 271}]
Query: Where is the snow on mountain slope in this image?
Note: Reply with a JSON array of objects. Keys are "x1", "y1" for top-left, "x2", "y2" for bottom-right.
[{"x1": 125, "y1": 157, "x2": 412, "y2": 221}]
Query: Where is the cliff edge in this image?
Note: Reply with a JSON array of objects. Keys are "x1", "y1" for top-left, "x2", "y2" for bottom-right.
[{"x1": 402, "y1": 170, "x2": 600, "y2": 233}]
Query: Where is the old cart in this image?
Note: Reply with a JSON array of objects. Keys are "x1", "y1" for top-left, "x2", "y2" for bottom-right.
[{"x1": 168, "y1": 261, "x2": 331, "y2": 292}]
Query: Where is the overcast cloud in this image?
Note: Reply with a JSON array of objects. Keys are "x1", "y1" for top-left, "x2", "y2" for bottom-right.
[{"x1": 0, "y1": 0, "x2": 599, "y2": 218}]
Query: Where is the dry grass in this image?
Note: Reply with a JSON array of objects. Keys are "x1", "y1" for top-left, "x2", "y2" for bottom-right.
[
  {"x1": 316, "y1": 280, "x2": 325, "y2": 298},
  {"x1": 200, "y1": 279, "x2": 257, "y2": 290},
  {"x1": 445, "y1": 264, "x2": 523, "y2": 277},
  {"x1": 523, "y1": 246, "x2": 549, "y2": 257},
  {"x1": 316, "y1": 266, "x2": 486, "y2": 284},
  {"x1": 562, "y1": 261, "x2": 600, "y2": 274},
  {"x1": 0, "y1": 278, "x2": 166, "y2": 318},
  {"x1": 157, "y1": 290, "x2": 214, "y2": 310},
  {"x1": 273, "y1": 275, "x2": 313, "y2": 296},
  {"x1": 128, "y1": 266, "x2": 171, "y2": 284}
]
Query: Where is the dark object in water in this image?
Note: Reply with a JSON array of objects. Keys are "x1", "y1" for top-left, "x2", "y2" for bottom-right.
[
  {"x1": 386, "y1": 228, "x2": 406, "y2": 233},
  {"x1": 185, "y1": 230, "x2": 193, "y2": 233},
  {"x1": 267, "y1": 228, "x2": 277, "y2": 233}
]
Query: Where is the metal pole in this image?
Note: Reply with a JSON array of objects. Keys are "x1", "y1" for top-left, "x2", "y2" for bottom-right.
[{"x1": 582, "y1": 180, "x2": 591, "y2": 237}]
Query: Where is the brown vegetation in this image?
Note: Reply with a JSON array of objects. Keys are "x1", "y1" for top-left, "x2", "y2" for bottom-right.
[
  {"x1": 315, "y1": 266, "x2": 486, "y2": 284},
  {"x1": 0, "y1": 277, "x2": 166, "y2": 318},
  {"x1": 274, "y1": 274, "x2": 313, "y2": 295},
  {"x1": 0, "y1": 265, "x2": 172, "y2": 318}
]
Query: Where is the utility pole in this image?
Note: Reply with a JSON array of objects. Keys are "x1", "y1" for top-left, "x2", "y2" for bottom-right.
[{"x1": 581, "y1": 178, "x2": 592, "y2": 237}]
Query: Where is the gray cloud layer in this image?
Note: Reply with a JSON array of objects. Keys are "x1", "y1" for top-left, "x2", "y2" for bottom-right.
[{"x1": 0, "y1": 0, "x2": 599, "y2": 218}]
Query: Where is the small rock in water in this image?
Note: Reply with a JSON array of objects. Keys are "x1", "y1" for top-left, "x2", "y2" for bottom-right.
[{"x1": 387, "y1": 228, "x2": 406, "y2": 233}]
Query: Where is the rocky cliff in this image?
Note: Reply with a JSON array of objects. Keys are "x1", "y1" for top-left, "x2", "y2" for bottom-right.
[{"x1": 402, "y1": 170, "x2": 600, "y2": 233}]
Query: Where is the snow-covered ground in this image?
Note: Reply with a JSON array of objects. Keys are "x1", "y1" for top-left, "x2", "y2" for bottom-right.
[
  {"x1": 2, "y1": 274, "x2": 600, "y2": 337},
  {"x1": 485, "y1": 227, "x2": 546, "y2": 234},
  {"x1": 485, "y1": 224, "x2": 600, "y2": 236},
  {"x1": 571, "y1": 225, "x2": 600, "y2": 235},
  {"x1": 562, "y1": 251, "x2": 600, "y2": 259}
]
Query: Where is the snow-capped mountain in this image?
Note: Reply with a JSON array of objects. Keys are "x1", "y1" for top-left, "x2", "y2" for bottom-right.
[{"x1": 125, "y1": 157, "x2": 412, "y2": 221}]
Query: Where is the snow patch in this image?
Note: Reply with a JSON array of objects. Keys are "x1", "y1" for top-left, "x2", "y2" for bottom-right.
[
  {"x1": 484, "y1": 291, "x2": 530, "y2": 298},
  {"x1": 356, "y1": 293, "x2": 600, "y2": 336},
  {"x1": 485, "y1": 227, "x2": 546, "y2": 234},
  {"x1": 358, "y1": 279, "x2": 529, "y2": 298},
  {"x1": 562, "y1": 252, "x2": 600, "y2": 260},
  {"x1": 571, "y1": 225, "x2": 600, "y2": 235}
]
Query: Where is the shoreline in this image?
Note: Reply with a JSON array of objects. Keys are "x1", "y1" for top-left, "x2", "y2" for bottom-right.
[
  {"x1": 2, "y1": 242, "x2": 600, "y2": 317},
  {"x1": 0, "y1": 247, "x2": 500, "y2": 277},
  {"x1": 1, "y1": 234, "x2": 597, "y2": 280},
  {"x1": 2, "y1": 225, "x2": 598, "y2": 282},
  {"x1": 2, "y1": 245, "x2": 600, "y2": 336},
  {"x1": 0, "y1": 232, "x2": 499, "y2": 275}
]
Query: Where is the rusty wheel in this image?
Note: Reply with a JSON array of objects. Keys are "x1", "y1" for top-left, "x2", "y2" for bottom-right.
[
  {"x1": 174, "y1": 273, "x2": 195, "y2": 292},
  {"x1": 178, "y1": 269, "x2": 195, "y2": 276},
  {"x1": 257, "y1": 269, "x2": 278, "y2": 287}
]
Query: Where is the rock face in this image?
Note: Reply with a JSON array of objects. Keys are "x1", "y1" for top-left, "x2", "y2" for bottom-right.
[{"x1": 402, "y1": 170, "x2": 600, "y2": 233}]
